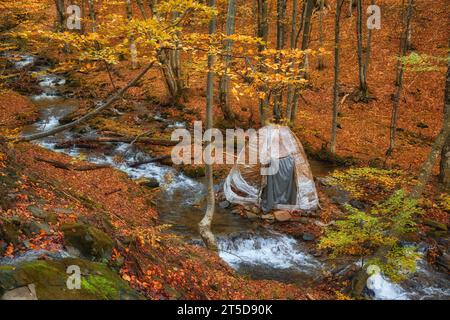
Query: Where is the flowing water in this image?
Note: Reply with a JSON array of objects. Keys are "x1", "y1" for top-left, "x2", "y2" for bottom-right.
[{"x1": 11, "y1": 54, "x2": 450, "y2": 300}]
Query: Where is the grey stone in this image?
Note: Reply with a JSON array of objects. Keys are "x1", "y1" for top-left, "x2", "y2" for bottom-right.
[
  {"x1": 1, "y1": 284, "x2": 37, "y2": 300},
  {"x1": 261, "y1": 214, "x2": 274, "y2": 221},
  {"x1": 302, "y1": 233, "x2": 315, "y2": 241},
  {"x1": 28, "y1": 206, "x2": 48, "y2": 219},
  {"x1": 218, "y1": 200, "x2": 230, "y2": 209},
  {"x1": 28, "y1": 222, "x2": 51, "y2": 235}
]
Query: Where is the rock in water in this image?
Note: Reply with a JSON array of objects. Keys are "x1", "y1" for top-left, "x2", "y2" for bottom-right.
[
  {"x1": 302, "y1": 233, "x2": 315, "y2": 241},
  {"x1": 61, "y1": 223, "x2": 114, "y2": 261},
  {"x1": 273, "y1": 211, "x2": 292, "y2": 222},
  {"x1": 218, "y1": 200, "x2": 230, "y2": 209}
]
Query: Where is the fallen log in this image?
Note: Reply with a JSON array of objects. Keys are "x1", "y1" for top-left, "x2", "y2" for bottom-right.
[
  {"x1": 34, "y1": 156, "x2": 110, "y2": 171},
  {"x1": 54, "y1": 137, "x2": 178, "y2": 149}
]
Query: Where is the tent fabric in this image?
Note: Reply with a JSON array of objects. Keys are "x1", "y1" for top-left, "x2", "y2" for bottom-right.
[{"x1": 223, "y1": 125, "x2": 319, "y2": 211}]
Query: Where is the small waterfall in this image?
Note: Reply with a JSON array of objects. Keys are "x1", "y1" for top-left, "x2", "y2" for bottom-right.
[{"x1": 218, "y1": 232, "x2": 321, "y2": 271}]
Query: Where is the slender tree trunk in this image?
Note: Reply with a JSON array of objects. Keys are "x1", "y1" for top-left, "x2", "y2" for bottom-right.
[
  {"x1": 330, "y1": 0, "x2": 345, "y2": 154},
  {"x1": 218, "y1": 0, "x2": 237, "y2": 121},
  {"x1": 273, "y1": 0, "x2": 287, "y2": 120},
  {"x1": 55, "y1": 0, "x2": 65, "y2": 32},
  {"x1": 355, "y1": 0, "x2": 369, "y2": 102},
  {"x1": 88, "y1": 0, "x2": 97, "y2": 32},
  {"x1": 286, "y1": 0, "x2": 298, "y2": 121},
  {"x1": 199, "y1": 0, "x2": 218, "y2": 251},
  {"x1": 363, "y1": 0, "x2": 375, "y2": 91},
  {"x1": 136, "y1": 0, "x2": 148, "y2": 19},
  {"x1": 386, "y1": 0, "x2": 414, "y2": 158},
  {"x1": 348, "y1": 0, "x2": 354, "y2": 17},
  {"x1": 126, "y1": 0, "x2": 138, "y2": 69},
  {"x1": 317, "y1": 0, "x2": 325, "y2": 70},
  {"x1": 291, "y1": 0, "x2": 314, "y2": 121},
  {"x1": 257, "y1": 0, "x2": 269, "y2": 126},
  {"x1": 411, "y1": 51, "x2": 450, "y2": 198},
  {"x1": 440, "y1": 135, "x2": 450, "y2": 190}
]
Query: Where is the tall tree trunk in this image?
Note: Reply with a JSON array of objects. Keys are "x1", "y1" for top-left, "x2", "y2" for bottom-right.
[
  {"x1": 136, "y1": 0, "x2": 148, "y2": 19},
  {"x1": 355, "y1": 0, "x2": 369, "y2": 102},
  {"x1": 125, "y1": 0, "x2": 138, "y2": 69},
  {"x1": 410, "y1": 50, "x2": 450, "y2": 198},
  {"x1": 330, "y1": 0, "x2": 345, "y2": 155},
  {"x1": 257, "y1": 0, "x2": 269, "y2": 126},
  {"x1": 88, "y1": 0, "x2": 97, "y2": 33},
  {"x1": 218, "y1": 0, "x2": 237, "y2": 121},
  {"x1": 386, "y1": 0, "x2": 414, "y2": 158},
  {"x1": 273, "y1": 0, "x2": 287, "y2": 120},
  {"x1": 362, "y1": 0, "x2": 375, "y2": 92},
  {"x1": 290, "y1": 0, "x2": 314, "y2": 121},
  {"x1": 317, "y1": 0, "x2": 325, "y2": 70},
  {"x1": 286, "y1": 0, "x2": 298, "y2": 121},
  {"x1": 199, "y1": 0, "x2": 218, "y2": 251},
  {"x1": 440, "y1": 135, "x2": 450, "y2": 191},
  {"x1": 348, "y1": 0, "x2": 354, "y2": 17},
  {"x1": 55, "y1": 0, "x2": 65, "y2": 32}
]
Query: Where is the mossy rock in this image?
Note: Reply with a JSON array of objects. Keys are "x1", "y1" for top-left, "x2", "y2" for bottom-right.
[
  {"x1": 182, "y1": 165, "x2": 206, "y2": 178},
  {"x1": 61, "y1": 223, "x2": 114, "y2": 261},
  {"x1": 0, "y1": 258, "x2": 142, "y2": 300},
  {"x1": 0, "y1": 218, "x2": 20, "y2": 245}
]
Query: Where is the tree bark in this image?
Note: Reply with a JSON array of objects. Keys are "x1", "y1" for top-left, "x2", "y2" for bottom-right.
[
  {"x1": 355, "y1": 0, "x2": 369, "y2": 102},
  {"x1": 410, "y1": 50, "x2": 450, "y2": 198},
  {"x1": 55, "y1": 0, "x2": 66, "y2": 32},
  {"x1": 199, "y1": 0, "x2": 218, "y2": 251},
  {"x1": 317, "y1": 0, "x2": 325, "y2": 70},
  {"x1": 125, "y1": 0, "x2": 138, "y2": 69},
  {"x1": 257, "y1": 0, "x2": 269, "y2": 126},
  {"x1": 273, "y1": 0, "x2": 287, "y2": 120},
  {"x1": 386, "y1": 0, "x2": 414, "y2": 158},
  {"x1": 218, "y1": 0, "x2": 237, "y2": 121},
  {"x1": 19, "y1": 62, "x2": 155, "y2": 142},
  {"x1": 290, "y1": 0, "x2": 314, "y2": 121},
  {"x1": 330, "y1": 0, "x2": 344, "y2": 155},
  {"x1": 286, "y1": 0, "x2": 299, "y2": 120}
]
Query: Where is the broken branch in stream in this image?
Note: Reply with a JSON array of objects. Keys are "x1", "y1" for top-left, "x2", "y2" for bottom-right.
[
  {"x1": 18, "y1": 61, "x2": 156, "y2": 142},
  {"x1": 128, "y1": 155, "x2": 172, "y2": 168}
]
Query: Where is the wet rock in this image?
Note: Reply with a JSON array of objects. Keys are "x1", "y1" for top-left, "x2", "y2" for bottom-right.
[
  {"x1": 0, "y1": 258, "x2": 142, "y2": 300},
  {"x1": 302, "y1": 233, "x2": 315, "y2": 241},
  {"x1": 349, "y1": 200, "x2": 368, "y2": 211},
  {"x1": 423, "y1": 219, "x2": 448, "y2": 231},
  {"x1": 436, "y1": 252, "x2": 450, "y2": 272},
  {"x1": 28, "y1": 206, "x2": 48, "y2": 220},
  {"x1": 325, "y1": 186, "x2": 350, "y2": 205},
  {"x1": 261, "y1": 214, "x2": 274, "y2": 221},
  {"x1": 218, "y1": 200, "x2": 230, "y2": 209},
  {"x1": 182, "y1": 165, "x2": 205, "y2": 178},
  {"x1": 245, "y1": 212, "x2": 259, "y2": 220},
  {"x1": 144, "y1": 178, "x2": 160, "y2": 189},
  {"x1": 61, "y1": 223, "x2": 114, "y2": 261},
  {"x1": 1, "y1": 284, "x2": 37, "y2": 300},
  {"x1": 273, "y1": 211, "x2": 292, "y2": 222},
  {"x1": 231, "y1": 209, "x2": 241, "y2": 215}
]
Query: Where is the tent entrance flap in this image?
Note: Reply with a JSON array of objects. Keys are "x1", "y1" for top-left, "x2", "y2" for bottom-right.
[{"x1": 261, "y1": 155, "x2": 297, "y2": 212}]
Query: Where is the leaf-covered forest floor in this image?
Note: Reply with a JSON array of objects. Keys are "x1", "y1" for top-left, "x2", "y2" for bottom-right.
[{"x1": 0, "y1": 0, "x2": 448, "y2": 300}]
